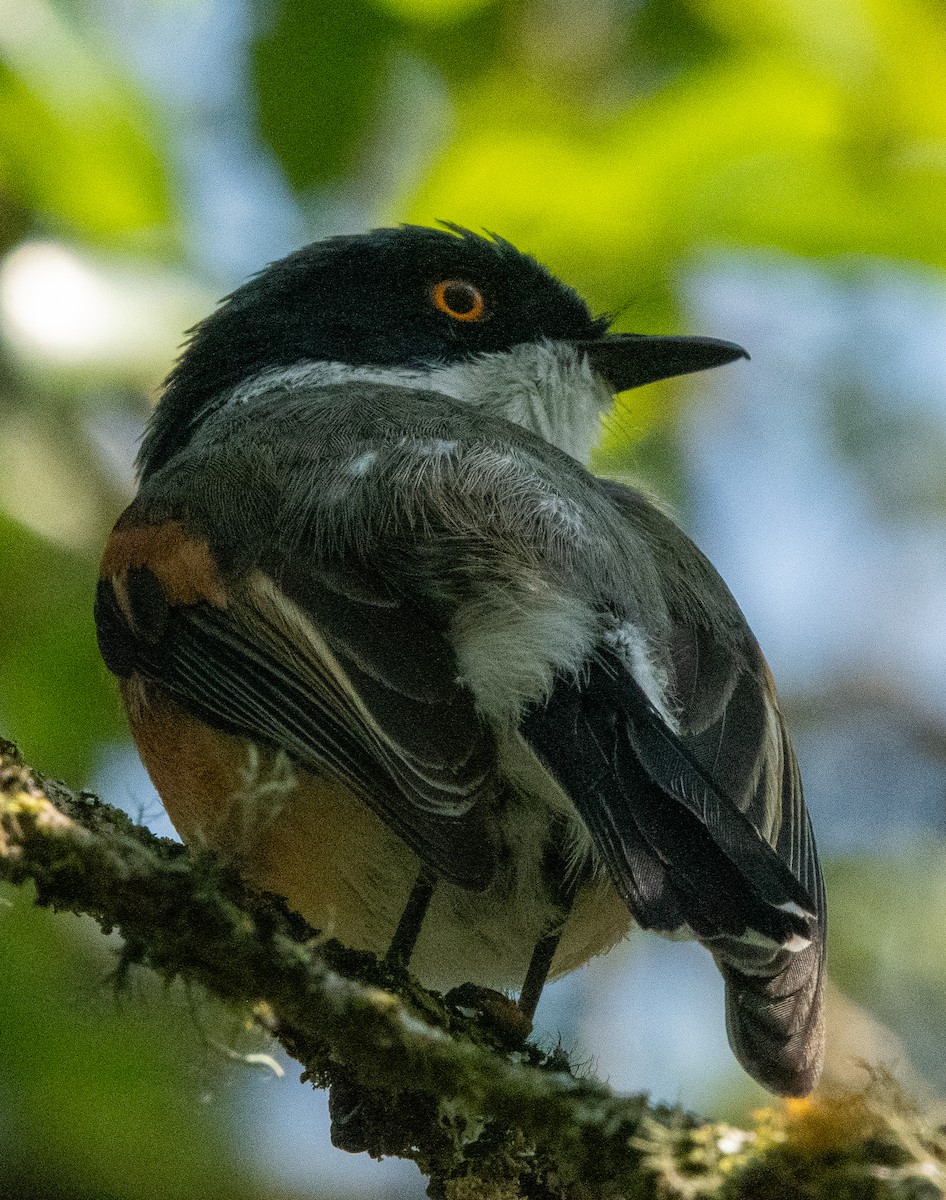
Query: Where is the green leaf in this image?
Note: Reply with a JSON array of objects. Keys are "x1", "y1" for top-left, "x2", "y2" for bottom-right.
[
  {"x1": 0, "y1": 0, "x2": 177, "y2": 248},
  {"x1": 0, "y1": 511, "x2": 124, "y2": 782},
  {"x1": 251, "y1": 0, "x2": 397, "y2": 192},
  {"x1": 0, "y1": 883, "x2": 250, "y2": 1198},
  {"x1": 368, "y1": 0, "x2": 497, "y2": 25}
]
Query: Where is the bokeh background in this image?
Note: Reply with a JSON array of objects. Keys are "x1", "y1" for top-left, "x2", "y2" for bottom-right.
[{"x1": 3, "y1": 0, "x2": 946, "y2": 1195}]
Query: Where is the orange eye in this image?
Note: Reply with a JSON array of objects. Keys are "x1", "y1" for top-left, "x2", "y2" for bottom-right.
[{"x1": 431, "y1": 279, "x2": 486, "y2": 322}]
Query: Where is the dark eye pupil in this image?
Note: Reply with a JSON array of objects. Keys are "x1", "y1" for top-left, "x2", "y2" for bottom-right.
[{"x1": 443, "y1": 283, "x2": 477, "y2": 314}]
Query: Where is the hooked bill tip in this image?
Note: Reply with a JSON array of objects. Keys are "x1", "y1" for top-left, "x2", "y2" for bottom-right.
[{"x1": 578, "y1": 332, "x2": 751, "y2": 394}]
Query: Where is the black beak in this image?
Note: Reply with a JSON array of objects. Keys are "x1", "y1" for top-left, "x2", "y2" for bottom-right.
[{"x1": 576, "y1": 333, "x2": 749, "y2": 394}]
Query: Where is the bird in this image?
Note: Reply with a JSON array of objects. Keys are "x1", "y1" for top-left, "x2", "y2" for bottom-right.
[{"x1": 95, "y1": 223, "x2": 825, "y2": 1097}]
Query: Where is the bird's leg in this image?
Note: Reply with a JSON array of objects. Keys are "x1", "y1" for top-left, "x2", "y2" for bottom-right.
[
  {"x1": 331, "y1": 872, "x2": 436, "y2": 1149},
  {"x1": 331, "y1": 876, "x2": 435, "y2": 1155},
  {"x1": 518, "y1": 928, "x2": 562, "y2": 1020},
  {"x1": 384, "y1": 869, "x2": 435, "y2": 971},
  {"x1": 519, "y1": 835, "x2": 579, "y2": 1019}
]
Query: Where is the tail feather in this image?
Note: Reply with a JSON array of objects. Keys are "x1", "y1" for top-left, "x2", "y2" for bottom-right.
[{"x1": 716, "y1": 941, "x2": 825, "y2": 1096}]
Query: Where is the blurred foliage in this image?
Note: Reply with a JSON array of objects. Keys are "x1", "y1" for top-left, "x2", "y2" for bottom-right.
[
  {"x1": 0, "y1": 883, "x2": 255, "y2": 1199},
  {"x1": 828, "y1": 855, "x2": 946, "y2": 1086},
  {"x1": 250, "y1": 0, "x2": 946, "y2": 467},
  {"x1": 0, "y1": 513, "x2": 124, "y2": 781},
  {"x1": 253, "y1": 4, "x2": 399, "y2": 192},
  {"x1": 0, "y1": 0, "x2": 178, "y2": 249},
  {"x1": 2, "y1": 0, "x2": 946, "y2": 1195}
]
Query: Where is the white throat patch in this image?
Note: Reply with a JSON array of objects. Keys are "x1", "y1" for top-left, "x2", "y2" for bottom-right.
[{"x1": 224, "y1": 341, "x2": 614, "y2": 465}]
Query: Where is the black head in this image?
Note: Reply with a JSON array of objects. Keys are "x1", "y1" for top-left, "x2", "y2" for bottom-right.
[
  {"x1": 140, "y1": 224, "x2": 748, "y2": 477},
  {"x1": 140, "y1": 225, "x2": 607, "y2": 476}
]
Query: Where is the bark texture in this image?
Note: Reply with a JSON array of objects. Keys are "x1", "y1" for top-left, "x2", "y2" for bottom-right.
[{"x1": 1, "y1": 739, "x2": 943, "y2": 1199}]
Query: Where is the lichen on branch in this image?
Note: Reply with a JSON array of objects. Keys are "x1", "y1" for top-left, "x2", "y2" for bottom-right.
[{"x1": 1, "y1": 738, "x2": 943, "y2": 1199}]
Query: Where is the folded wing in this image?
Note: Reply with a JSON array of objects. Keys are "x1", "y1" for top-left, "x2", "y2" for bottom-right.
[
  {"x1": 95, "y1": 552, "x2": 497, "y2": 889},
  {"x1": 520, "y1": 481, "x2": 825, "y2": 1096}
]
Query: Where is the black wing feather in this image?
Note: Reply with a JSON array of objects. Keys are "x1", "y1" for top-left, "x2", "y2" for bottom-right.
[
  {"x1": 521, "y1": 666, "x2": 687, "y2": 931},
  {"x1": 616, "y1": 672, "x2": 816, "y2": 921},
  {"x1": 102, "y1": 569, "x2": 497, "y2": 890},
  {"x1": 521, "y1": 650, "x2": 825, "y2": 1096},
  {"x1": 522, "y1": 655, "x2": 816, "y2": 943}
]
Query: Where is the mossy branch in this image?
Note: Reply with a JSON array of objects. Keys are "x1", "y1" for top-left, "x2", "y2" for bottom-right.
[{"x1": 1, "y1": 739, "x2": 944, "y2": 1200}]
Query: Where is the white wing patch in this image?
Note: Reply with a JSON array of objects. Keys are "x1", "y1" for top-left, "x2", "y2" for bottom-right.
[
  {"x1": 532, "y1": 492, "x2": 585, "y2": 537},
  {"x1": 347, "y1": 449, "x2": 379, "y2": 476},
  {"x1": 408, "y1": 437, "x2": 458, "y2": 457},
  {"x1": 452, "y1": 587, "x2": 598, "y2": 725},
  {"x1": 602, "y1": 618, "x2": 679, "y2": 733}
]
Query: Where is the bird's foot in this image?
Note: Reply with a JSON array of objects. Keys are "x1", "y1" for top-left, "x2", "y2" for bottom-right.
[{"x1": 445, "y1": 982, "x2": 533, "y2": 1048}]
